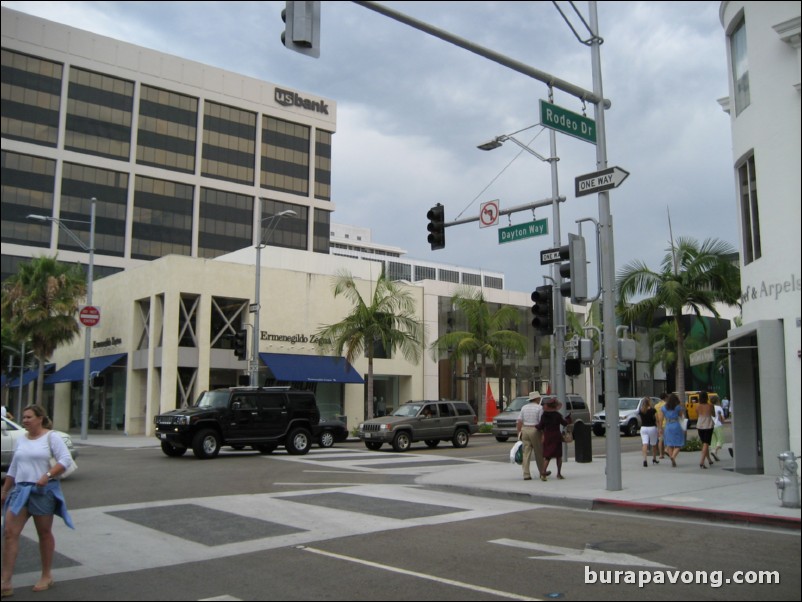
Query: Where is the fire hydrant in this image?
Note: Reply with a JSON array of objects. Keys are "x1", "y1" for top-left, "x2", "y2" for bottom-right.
[{"x1": 775, "y1": 451, "x2": 801, "y2": 508}]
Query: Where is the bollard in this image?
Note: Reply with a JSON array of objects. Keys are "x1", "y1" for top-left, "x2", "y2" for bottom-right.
[{"x1": 775, "y1": 451, "x2": 801, "y2": 509}]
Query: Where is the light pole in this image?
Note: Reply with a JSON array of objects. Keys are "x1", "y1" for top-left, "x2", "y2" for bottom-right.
[
  {"x1": 28, "y1": 197, "x2": 96, "y2": 440},
  {"x1": 251, "y1": 199, "x2": 297, "y2": 387},
  {"x1": 478, "y1": 128, "x2": 567, "y2": 412}
]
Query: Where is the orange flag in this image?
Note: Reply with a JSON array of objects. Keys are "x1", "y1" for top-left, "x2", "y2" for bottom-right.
[{"x1": 486, "y1": 383, "x2": 499, "y2": 421}]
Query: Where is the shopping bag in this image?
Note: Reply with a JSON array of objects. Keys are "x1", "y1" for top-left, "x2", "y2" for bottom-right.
[
  {"x1": 680, "y1": 418, "x2": 689, "y2": 432},
  {"x1": 510, "y1": 440, "x2": 523, "y2": 465}
]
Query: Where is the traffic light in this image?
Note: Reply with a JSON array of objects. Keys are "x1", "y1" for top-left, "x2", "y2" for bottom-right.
[
  {"x1": 427, "y1": 203, "x2": 446, "y2": 250},
  {"x1": 90, "y1": 372, "x2": 105, "y2": 389},
  {"x1": 558, "y1": 233, "x2": 588, "y2": 304},
  {"x1": 531, "y1": 285, "x2": 553, "y2": 336},
  {"x1": 565, "y1": 358, "x2": 582, "y2": 377},
  {"x1": 233, "y1": 329, "x2": 248, "y2": 361},
  {"x1": 281, "y1": 1, "x2": 321, "y2": 58}
]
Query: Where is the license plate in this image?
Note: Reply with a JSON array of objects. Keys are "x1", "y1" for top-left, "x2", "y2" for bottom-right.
[{"x1": 363, "y1": 432, "x2": 372, "y2": 439}]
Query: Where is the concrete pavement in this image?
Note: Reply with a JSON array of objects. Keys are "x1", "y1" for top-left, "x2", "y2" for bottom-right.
[{"x1": 74, "y1": 433, "x2": 801, "y2": 530}]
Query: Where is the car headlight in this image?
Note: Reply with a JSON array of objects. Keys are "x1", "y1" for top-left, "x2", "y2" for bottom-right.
[{"x1": 492, "y1": 418, "x2": 498, "y2": 426}]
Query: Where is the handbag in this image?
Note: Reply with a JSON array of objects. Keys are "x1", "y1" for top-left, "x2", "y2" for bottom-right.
[
  {"x1": 680, "y1": 418, "x2": 689, "y2": 432},
  {"x1": 48, "y1": 432, "x2": 78, "y2": 478},
  {"x1": 510, "y1": 440, "x2": 524, "y2": 465},
  {"x1": 562, "y1": 429, "x2": 574, "y2": 443}
]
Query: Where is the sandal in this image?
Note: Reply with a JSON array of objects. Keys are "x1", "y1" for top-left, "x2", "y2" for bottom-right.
[{"x1": 556, "y1": 474, "x2": 565, "y2": 480}]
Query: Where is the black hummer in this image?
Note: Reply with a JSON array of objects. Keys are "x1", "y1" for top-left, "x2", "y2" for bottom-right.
[{"x1": 154, "y1": 386, "x2": 320, "y2": 459}]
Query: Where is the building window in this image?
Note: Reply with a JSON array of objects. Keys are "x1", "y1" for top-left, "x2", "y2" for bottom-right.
[
  {"x1": 1, "y1": 151, "x2": 56, "y2": 247},
  {"x1": 132, "y1": 176, "x2": 194, "y2": 260},
  {"x1": 737, "y1": 154, "x2": 761, "y2": 264},
  {"x1": 202, "y1": 101, "x2": 256, "y2": 185},
  {"x1": 462, "y1": 273, "x2": 482, "y2": 287},
  {"x1": 1, "y1": 49, "x2": 63, "y2": 147},
  {"x1": 439, "y1": 269, "x2": 459, "y2": 284},
  {"x1": 65, "y1": 67, "x2": 134, "y2": 160},
  {"x1": 414, "y1": 265, "x2": 436, "y2": 281},
  {"x1": 484, "y1": 276, "x2": 503, "y2": 290},
  {"x1": 387, "y1": 261, "x2": 412, "y2": 282},
  {"x1": 315, "y1": 129, "x2": 332, "y2": 200},
  {"x1": 313, "y1": 209, "x2": 330, "y2": 254},
  {"x1": 137, "y1": 85, "x2": 198, "y2": 174},
  {"x1": 261, "y1": 116, "x2": 310, "y2": 196},
  {"x1": 198, "y1": 187, "x2": 252, "y2": 258},
  {"x1": 61, "y1": 162, "x2": 128, "y2": 257},
  {"x1": 729, "y1": 18, "x2": 750, "y2": 115},
  {"x1": 261, "y1": 199, "x2": 308, "y2": 251}
]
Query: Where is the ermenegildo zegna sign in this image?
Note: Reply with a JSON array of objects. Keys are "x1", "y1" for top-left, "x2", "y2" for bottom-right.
[{"x1": 261, "y1": 332, "x2": 331, "y2": 345}]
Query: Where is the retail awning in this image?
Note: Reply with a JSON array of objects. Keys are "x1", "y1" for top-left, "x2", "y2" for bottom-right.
[
  {"x1": 7, "y1": 366, "x2": 53, "y2": 388},
  {"x1": 690, "y1": 326, "x2": 759, "y2": 367},
  {"x1": 259, "y1": 353, "x2": 364, "y2": 384},
  {"x1": 45, "y1": 353, "x2": 126, "y2": 384}
]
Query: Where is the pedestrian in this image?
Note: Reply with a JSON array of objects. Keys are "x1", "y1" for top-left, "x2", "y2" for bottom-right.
[
  {"x1": 711, "y1": 397, "x2": 725, "y2": 462},
  {"x1": 516, "y1": 391, "x2": 547, "y2": 481},
  {"x1": 654, "y1": 392, "x2": 668, "y2": 459},
  {"x1": 696, "y1": 391, "x2": 715, "y2": 469},
  {"x1": 662, "y1": 393, "x2": 685, "y2": 468},
  {"x1": 537, "y1": 398, "x2": 572, "y2": 480},
  {"x1": 639, "y1": 397, "x2": 660, "y2": 466},
  {"x1": 1, "y1": 405, "x2": 74, "y2": 597},
  {"x1": 722, "y1": 397, "x2": 731, "y2": 419}
]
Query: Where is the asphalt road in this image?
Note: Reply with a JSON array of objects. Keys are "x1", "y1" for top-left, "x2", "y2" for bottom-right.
[{"x1": 5, "y1": 430, "x2": 796, "y2": 602}]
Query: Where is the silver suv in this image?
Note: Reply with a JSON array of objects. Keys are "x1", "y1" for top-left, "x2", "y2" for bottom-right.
[
  {"x1": 592, "y1": 396, "x2": 659, "y2": 437},
  {"x1": 358, "y1": 400, "x2": 478, "y2": 452},
  {"x1": 492, "y1": 394, "x2": 590, "y2": 442}
]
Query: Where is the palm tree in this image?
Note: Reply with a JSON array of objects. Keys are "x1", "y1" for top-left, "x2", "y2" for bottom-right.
[
  {"x1": 1, "y1": 256, "x2": 87, "y2": 403},
  {"x1": 430, "y1": 287, "x2": 527, "y2": 422},
  {"x1": 617, "y1": 237, "x2": 740, "y2": 399},
  {"x1": 314, "y1": 269, "x2": 424, "y2": 419}
]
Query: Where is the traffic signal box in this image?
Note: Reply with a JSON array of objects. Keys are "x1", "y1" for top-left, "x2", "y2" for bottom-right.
[
  {"x1": 558, "y1": 233, "x2": 588, "y2": 305},
  {"x1": 427, "y1": 203, "x2": 446, "y2": 250},
  {"x1": 281, "y1": 1, "x2": 321, "y2": 58},
  {"x1": 233, "y1": 329, "x2": 248, "y2": 361},
  {"x1": 531, "y1": 285, "x2": 554, "y2": 336}
]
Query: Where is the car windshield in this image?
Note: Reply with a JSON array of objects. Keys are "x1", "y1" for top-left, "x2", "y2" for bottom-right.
[
  {"x1": 503, "y1": 397, "x2": 529, "y2": 412},
  {"x1": 195, "y1": 390, "x2": 230, "y2": 409},
  {"x1": 393, "y1": 403, "x2": 423, "y2": 417},
  {"x1": 619, "y1": 398, "x2": 640, "y2": 411}
]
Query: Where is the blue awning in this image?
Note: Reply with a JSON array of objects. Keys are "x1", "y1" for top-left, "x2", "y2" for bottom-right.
[
  {"x1": 259, "y1": 353, "x2": 364, "y2": 384},
  {"x1": 7, "y1": 365, "x2": 54, "y2": 388},
  {"x1": 45, "y1": 353, "x2": 126, "y2": 384}
]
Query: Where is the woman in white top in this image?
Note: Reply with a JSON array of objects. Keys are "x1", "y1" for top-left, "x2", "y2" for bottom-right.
[{"x1": 1, "y1": 405, "x2": 74, "y2": 596}]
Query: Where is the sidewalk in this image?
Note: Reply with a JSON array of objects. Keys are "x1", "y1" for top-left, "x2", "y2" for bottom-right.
[{"x1": 75, "y1": 433, "x2": 801, "y2": 530}]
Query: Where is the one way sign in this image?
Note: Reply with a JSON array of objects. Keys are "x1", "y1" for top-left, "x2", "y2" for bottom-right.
[{"x1": 575, "y1": 166, "x2": 629, "y2": 198}]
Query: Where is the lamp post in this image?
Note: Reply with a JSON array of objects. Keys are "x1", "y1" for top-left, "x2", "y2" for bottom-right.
[
  {"x1": 478, "y1": 128, "x2": 567, "y2": 413},
  {"x1": 28, "y1": 197, "x2": 96, "y2": 440},
  {"x1": 251, "y1": 199, "x2": 297, "y2": 387}
]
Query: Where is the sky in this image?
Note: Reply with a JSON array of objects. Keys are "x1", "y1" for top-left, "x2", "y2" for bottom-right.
[{"x1": 2, "y1": 1, "x2": 738, "y2": 294}]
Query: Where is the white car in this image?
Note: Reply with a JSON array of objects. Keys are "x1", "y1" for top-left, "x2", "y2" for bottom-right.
[
  {"x1": 1, "y1": 416, "x2": 78, "y2": 473},
  {"x1": 592, "y1": 397, "x2": 660, "y2": 437}
]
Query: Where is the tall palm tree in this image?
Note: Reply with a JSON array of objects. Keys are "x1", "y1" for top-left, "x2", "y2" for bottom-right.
[
  {"x1": 617, "y1": 237, "x2": 740, "y2": 399},
  {"x1": 431, "y1": 287, "x2": 527, "y2": 422},
  {"x1": 314, "y1": 269, "x2": 424, "y2": 419},
  {"x1": 1, "y1": 256, "x2": 87, "y2": 403}
]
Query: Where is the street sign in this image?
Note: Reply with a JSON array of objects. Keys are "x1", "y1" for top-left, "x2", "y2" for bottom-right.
[
  {"x1": 540, "y1": 247, "x2": 562, "y2": 265},
  {"x1": 498, "y1": 219, "x2": 548, "y2": 245},
  {"x1": 480, "y1": 200, "x2": 499, "y2": 228},
  {"x1": 575, "y1": 166, "x2": 630, "y2": 197},
  {"x1": 539, "y1": 99, "x2": 596, "y2": 144},
  {"x1": 79, "y1": 305, "x2": 100, "y2": 327}
]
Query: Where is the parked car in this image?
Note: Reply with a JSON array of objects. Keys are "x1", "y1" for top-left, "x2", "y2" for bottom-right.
[
  {"x1": 314, "y1": 418, "x2": 349, "y2": 448},
  {"x1": 679, "y1": 391, "x2": 721, "y2": 427},
  {"x1": 592, "y1": 396, "x2": 660, "y2": 437},
  {"x1": 154, "y1": 386, "x2": 320, "y2": 459},
  {"x1": 492, "y1": 394, "x2": 590, "y2": 442},
  {"x1": 1, "y1": 416, "x2": 78, "y2": 473},
  {"x1": 358, "y1": 400, "x2": 477, "y2": 452}
]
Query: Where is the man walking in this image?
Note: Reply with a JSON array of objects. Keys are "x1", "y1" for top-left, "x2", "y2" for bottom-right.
[{"x1": 517, "y1": 391, "x2": 547, "y2": 481}]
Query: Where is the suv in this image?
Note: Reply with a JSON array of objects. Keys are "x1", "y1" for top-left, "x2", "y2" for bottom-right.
[
  {"x1": 358, "y1": 400, "x2": 478, "y2": 452},
  {"x1": 154, "y1": 387, "x2": 320, "y2": 459},
  {"x1": 492, "y1": 394, "x2": 590, "y2": 442},
  {"x1": 592, "y1": 396, "x2": 659, "y2": 437}
]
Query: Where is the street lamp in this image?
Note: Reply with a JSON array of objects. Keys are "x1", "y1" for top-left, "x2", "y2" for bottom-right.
[
  {"x1": 251, "y1": 199, "x2": 297, "y2": 386},
  {"x1": 478, "y1": 127, "x2": 567, "y2": 416},
  {"x1": 28, "y1": 197, "x2": 96, "y2": 440}
]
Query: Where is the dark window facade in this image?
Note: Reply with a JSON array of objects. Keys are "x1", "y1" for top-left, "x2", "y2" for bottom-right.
[
  {"x1": 1, "y1": 49, "x2": 63, "y2": 146},
  {"x1": 132, "y1": 176, "x2": 194, "y2": 260},
  {"x1": 738, "y1": 153, "x2": 761, "y2": 265},
  {"x1": 1, "y1": 150, "x2": 56, "y2": 247},
  {"x1": 313, "y1": 209, "x2": 330, "y2": 254},
  {"x1": 61, "y1": 162, "x2": 129, "y2": 257},
  {"x1": 261, "y1": 116, "x2": 309, "y2": 196},
  {"x1": 137, "y1": 85, "x2": 198, "y2": 174},
  {"x1": 314, "y1": 129, "x2": 332, "y2": 201},
  {"x1": 484, "y1": 276, "x2": 503, "y2": 290},
  {"x1": 198, "y1": 188, "x2": 252, "y2": 258},
  {"x1": 262, "y1": 199, "x2": 308, "y2": 251},
  {"x1": 65, "y1": 67, "x2": 134, "y2": 160},
  {"x1": 202, "y1": 101, "x2": 255, "y2": 185}
]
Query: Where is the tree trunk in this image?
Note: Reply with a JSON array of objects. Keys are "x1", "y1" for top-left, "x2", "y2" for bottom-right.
[{"x1": 366, "y1": 355, "x2": 374, "y2": 420}]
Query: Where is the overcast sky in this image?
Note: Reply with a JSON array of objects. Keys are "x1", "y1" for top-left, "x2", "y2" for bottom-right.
[{"x1": 3, "y1": 1, "x2": 738, "y2": 293}]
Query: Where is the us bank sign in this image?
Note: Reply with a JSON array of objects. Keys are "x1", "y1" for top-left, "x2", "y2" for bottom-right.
[{"x1": 275, "y1": 88, "x2": 329, "y2": 115}]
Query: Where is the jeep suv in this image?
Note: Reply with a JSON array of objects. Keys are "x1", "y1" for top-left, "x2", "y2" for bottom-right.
[
  {"x1": 492, "y1": 394, "x2": 590, "y2": 442},
  {"x1": 592, "y1": 396, "x2": 659, "y2": 437},
  {"x1": 358, "y1": 400, "x2": 477, "y2": 452},
  {"x1": 154, "y1": 387, "x2": 319, "y2": 459}
]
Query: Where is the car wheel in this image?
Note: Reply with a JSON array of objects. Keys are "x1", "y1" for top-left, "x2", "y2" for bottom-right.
[
  {"x1": 424, "y1": 439, "x2": 440, "y2": 448},
  {"x1": 592, "y1": 424, "x2": 606, "y2": 437},
  {"x1": 286, "y1": 427, "x2": 312, "y2": 455},
  {"x1": 625, "y1": 420, "x2": 639, "y2": 437},
  {"x1": 452, "y1": 428, "x2": 470, "y2": 448},
  {"x1": 192, "y1": 429, "x2": 221, "y2": 459},
  {"x1": 160, "y1": 441, "x2": 187, "y2": 457},
  {"x1": 364, "y1": 441, "x2": 382, "y2": 451},
  {"x1": 495, "y1": 436, "x2": 510, "y2": 442},
  {"x1": 319, "y1": 430, "x2": 335, "y2": 448},
  {"x1": 392, "y1": 431, "x2": 412, "y2": 452}
]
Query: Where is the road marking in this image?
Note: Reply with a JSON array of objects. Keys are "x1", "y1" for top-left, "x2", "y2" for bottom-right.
[
  {"x1": 300, "y1": 546, "x2": 538, "y2": 601},
  {"x1": 490, "y1": 538, "x2": 671, "y2": 568}
]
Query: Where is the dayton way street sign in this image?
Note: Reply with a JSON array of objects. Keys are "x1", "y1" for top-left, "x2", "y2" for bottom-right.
[
  {"x1": 498, "y1": 219, "x2": 548, "y2": 245},
  {"x1": 574, "y1": 166, "x2": 630, "y2": 197}
]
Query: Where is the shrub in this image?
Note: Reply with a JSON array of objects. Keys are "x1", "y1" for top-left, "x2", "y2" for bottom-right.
[{"x1": 682, "y1": 436, "x2": 703, "y2": 452}]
